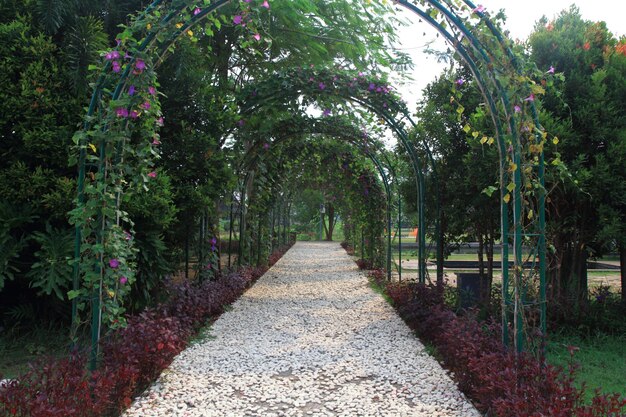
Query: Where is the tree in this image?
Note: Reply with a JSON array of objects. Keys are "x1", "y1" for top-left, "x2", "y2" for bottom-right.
[{"x1": 529, "y1": 7, "x2": 626, "y2": 302}]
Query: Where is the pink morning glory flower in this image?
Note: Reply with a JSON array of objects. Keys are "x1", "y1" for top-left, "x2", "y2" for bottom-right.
[
  {"x1": 514, "y1": 105, "x2": 521, "y2": 113},
  {"x1": 262, "y1": 0, "x2": 270, "y2": 9},
  {"x1": 233, "y1": 15, "x2": 243, "y2": 25},
  {"x1": 141, "y1": 101, "x2": 151, "y2": 110},
  {"x1": 156, "y1": 117, "x2": 164, "y2": 126},
  {"x1": 148, "y1": 86, "x2": 156, "y2": 95},
  {"x1": 193, "y1": 7, "x2": 201, "y2": 15},
  {"x1": 524, "y1": 94, "x2": 535, "y2": 102},
  {"x1": 109, "y1": 258, "x2": 120, "y2": 268},
  {"x1": 120, "y1": 276, "x2": 128, "y2": 284},
  {"x1": 319, "y1": 82, "x2": 326, "y2": 90},
  {"x1": 112, "y1": 61, "x2": 121, "y2": 73},
  {"x1": 152, "y1": 136, "x2": 161, "y2": 145},
  {"x1": 253, "y1": 33, "x2": 261, "y2": 41},
  {"x1": 148, "y1": 171, "x2": 157, "y2": 178},
  {"x1": 124, "y1": 231, "x2": 132, "y2": 240},
  {"x1": 547, "y1": 66, "x2": 555, "y2": 74},
  {"x1": 263, "y1": 143, "x2": 270, "y2": 150},
  {"x1": 130, "y1": 110, "x2": 139, "y2": 119},
  {"x1": 116, "y1": 108, "x2": 128, "y2": 118},
  {"x1": 473, "y1": 5, "x2": 486, "y2": 13}
]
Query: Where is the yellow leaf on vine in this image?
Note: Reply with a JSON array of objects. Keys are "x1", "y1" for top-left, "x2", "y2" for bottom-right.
[
  {"x1": 107, "y1": 290, "x2": 115, "y2": 298},
  {"x1": 487, "y1": 137, "x2": 494, "y2": 145},
  {"x1": 463, "y1": 124, "x2": 471, "y2": 133},
  {"x1": 88, "y1": 143, "x2": 96, "y2": 153},
  {"x1": 527, "y1": 209, "x2": 534, "y2": 220},
  {"x1": 187, "y1": 29, "x2": 193, "y2": 37},
  {"x1": 176, "y1": 23, "x2": 183, "y2": 29},
  {"x1": 509, "y1": 163, "x2": 518, "y2": 172},
  {"x1": 507, "y1": 182, "x2": 516, "y2": 192},
  {"x1": 503, "y1": 193, "x2": 511, "y2": 203},
  {"x1": 146, "y1": 23, "x2": 152, "y2": 30},
  {"x1": 472, "y1": 131, "x2": 479, "y2": 139},
  {"x1": 553, "y1": 136, "x2": 559, "y2": 145},
  {"x1": 480, "y1": 136, "x2": 488, "y2": 144}
]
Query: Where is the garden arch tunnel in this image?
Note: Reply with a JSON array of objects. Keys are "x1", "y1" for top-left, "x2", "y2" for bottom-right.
[
  {"x1": 234, "y1": 114, "x2": 401, "y2": 281},
  {"x1": 73, "y1": 0, "x2": 551, "y2": 368}
]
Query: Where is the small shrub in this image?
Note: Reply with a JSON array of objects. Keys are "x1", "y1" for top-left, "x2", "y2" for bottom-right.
[{"x1": 355, "y1": 258, "x2": 373, "y2": 270}]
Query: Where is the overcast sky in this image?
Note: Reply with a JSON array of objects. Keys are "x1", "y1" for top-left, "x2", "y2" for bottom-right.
[{"x1": 393, "y1": 0, "x2": 626, "y2": 110}]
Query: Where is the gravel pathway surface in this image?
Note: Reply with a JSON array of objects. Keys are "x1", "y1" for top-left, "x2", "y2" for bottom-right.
[{"x1": 124, "y1": 241, "x2": 479, "y2": 417}]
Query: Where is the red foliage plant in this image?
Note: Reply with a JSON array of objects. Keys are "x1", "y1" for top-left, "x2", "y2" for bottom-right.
[
  {"x1": 0, "y1": 245, "x2": 291, "y2": 417},
  {"x1": 382, "y1": 281, "x2": 626, "y2": 417}
]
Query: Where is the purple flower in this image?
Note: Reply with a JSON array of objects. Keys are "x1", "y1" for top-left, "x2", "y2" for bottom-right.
[
  {"x1": 116, "y1": 108, "x2": 128, "y2": 118},
  {"x1": 253, "y1": 33, "x2": 261, "y2": 41},
  {"x1": 514, "y1": 105, "x2": 521, "y2": 113},
  {"x1": 120, "y1": 276, "x2": 128, "y2": 285},
  {"x1": 456, "y1": 78, "x2": 465, "y2": 86},
  {"x1": 193, "y1": 7, "x2": 201, "y2": 15},
  {"x1": 358, "y1": 72, "x2": 364, "y2": 77},
  {"x1": 148, "y1": 171, "x2": 157, "y2": 178},
  {"x1": 263, "y1": 143, "x2": 270, "y2": 150},
  {"x1": 368, "y1": 83, "x2": 376, "y2": 91},
  {"x1": 112, "y1": 61, "x2": 121, "y2": 73},
  {"x1": 141, "y1": 101, "x2": 151, "y2": 110},
  {"x1": 134, "y1": 59, "x2": 146, "y2": 73},
  {"x1": 128, "y1": 85, "x2": 136, "y2": 96},
  {"x1": 156, "y1": 117, "x2": 164, "y2": 126},
  {"x1": 524, "y1": 93, "x2": 535, "y2": 102},
  {"x1": 233, "y1": 15, "x2": 243, "y2": 25},
  {"x1": 109, "y1": 258, "x2": 120, "y2": 269},
  {"x1": 262, "y1": 0, "x2": 270, "y2": 8},
  {"x1": 152, "y1": 136, "x2": 161, "y2": 145},
  {"x1": 319, "y1": 82, "x2": 326, "y2": 90},
  {"x1": 211, "y1": 237, "x2": 217, "y2": 245},
  {"x1": 148, "y1": 86, "x2": 156, "y2": 96},
  {"x1": 124, "y1": 230, "x2": 132, "y2": 241},
  {"x1": 130, "y1": 110, "x2": 139, "y2": 119},
  {"x1": 237, "y1": 119, "x2": 245, "y2": 127},
  {"x1": 547, "y1": 65, "x2": 555, "y2": 74},
  {"x1": 322, "y1": 108, "x2": 331, "y2": 117}
]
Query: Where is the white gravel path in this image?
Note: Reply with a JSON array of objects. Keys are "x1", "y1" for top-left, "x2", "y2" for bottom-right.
[{"x1": 124, "y1": 241, "x2": 480, "y2": 417}]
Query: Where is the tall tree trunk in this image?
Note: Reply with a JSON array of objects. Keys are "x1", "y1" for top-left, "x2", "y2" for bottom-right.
[{"x1": 323, "y1": 203, "x2": 335, "y2": 241}]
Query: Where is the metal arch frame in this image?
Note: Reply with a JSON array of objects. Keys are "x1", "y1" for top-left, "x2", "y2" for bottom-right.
[
  {"x1": 236, "y1": 117, "x2": 396, "y2": 279},
  {"x1": 75, "y1": 0, "x2": 548, "y2": 363},
  {"x1": 237, "y1": 75, "x2": 431, "y2": 285}
]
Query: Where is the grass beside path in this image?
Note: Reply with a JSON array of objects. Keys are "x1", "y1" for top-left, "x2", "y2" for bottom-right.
[{"x1": 547, "y1": 332, "x2": 626, "y2": 402}]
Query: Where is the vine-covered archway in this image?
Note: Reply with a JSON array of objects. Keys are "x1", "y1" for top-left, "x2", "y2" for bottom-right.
[
  {"x1": 234, "y1": 114, "x2": 399, "y2": 280},
  {"x1": 72, "y1": 0, "x2": 556, "y2": 366}
]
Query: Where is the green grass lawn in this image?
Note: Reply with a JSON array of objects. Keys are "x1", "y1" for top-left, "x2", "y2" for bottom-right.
[{"x1": 547, "y1": 332, "x2": 626, "y2": 402}]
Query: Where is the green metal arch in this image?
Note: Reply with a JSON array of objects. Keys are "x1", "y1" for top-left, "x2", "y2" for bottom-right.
[{"x1": 75, "y1": 0, "x2": 549, "y2": 365}]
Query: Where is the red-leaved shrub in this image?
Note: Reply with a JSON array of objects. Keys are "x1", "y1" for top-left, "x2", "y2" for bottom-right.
[
  {"x1": 0, "y1": 245, "x2": 291, "y2": 417},
  {"x1": 378, "y1": 281, "x2": 626, "y2": 417}
]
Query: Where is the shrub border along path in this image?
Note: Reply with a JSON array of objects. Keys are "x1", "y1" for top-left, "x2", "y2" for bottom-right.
[
  {"x1": 362, "y1": 263, "x2": 626, "y2": 417},
  {"x1": 0, "y1": 244, "x2": 292, "y2": 417}
]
